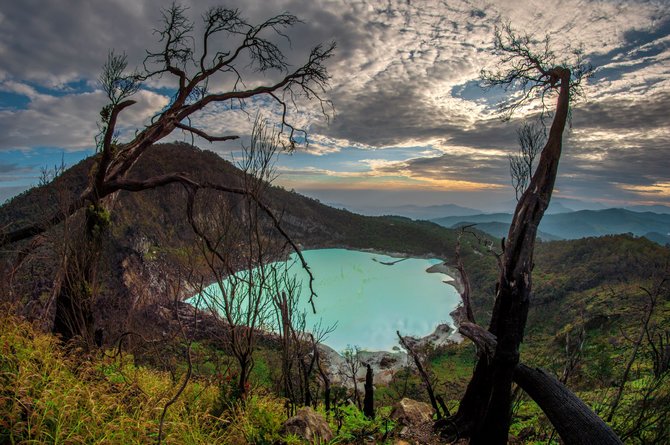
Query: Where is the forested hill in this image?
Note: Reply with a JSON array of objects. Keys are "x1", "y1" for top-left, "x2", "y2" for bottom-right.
[
  {"x1": 0, "y1": 143, "x2": 470, "y2": 336},
  {"x1": 1, "y1": 143, "x2": 465, "y2": 256}
]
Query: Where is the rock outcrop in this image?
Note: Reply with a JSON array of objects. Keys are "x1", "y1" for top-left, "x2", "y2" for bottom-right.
[
  {"x1": 282, "y1": 407, "x2": 333, "y2": 443},
  {"x1": 390, "y1": 398, "x2": 443, "y2": 444},
  {"x1": 390, "y1": 398, "x2": 434, "y2": 426}
]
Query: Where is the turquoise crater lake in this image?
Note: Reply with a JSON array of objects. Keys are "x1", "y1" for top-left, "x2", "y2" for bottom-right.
[{"x1": 193, "y1": 249, "x2": 460, "y2": 353}]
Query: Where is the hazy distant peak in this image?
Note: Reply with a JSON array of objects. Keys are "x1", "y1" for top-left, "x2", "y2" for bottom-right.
[
  {"x1": 330, "y1": 203, "x2": 483, "y2": 220},
  {"x1": 625, "y1": 204, "x2": 670, "y2": 214}
]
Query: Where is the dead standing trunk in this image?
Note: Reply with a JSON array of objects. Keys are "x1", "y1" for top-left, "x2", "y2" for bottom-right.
[
  {"x1": 397, "y1": 330, "x2": 443, "y2": 418},
  {"x1": 363, "y1": 364, "x2": 375, "y2": 419},
  {"x1": 455, "y1": 318, "x2": 623, "y2": 443},
  {"x1": 52, "y1": 200, "x2": 110, "y2": 344},
  {"x1": 315, "y1": 345, "x2": 332, "y2": 412},
  {"x1": 459, "y1": 67, "x2": 572, "y2": 445}
]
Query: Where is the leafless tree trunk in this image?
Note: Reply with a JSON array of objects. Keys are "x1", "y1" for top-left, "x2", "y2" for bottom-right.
[
  {"x1": 189, "y1": 118, "x2": 299, "y2": 399},
  {"x1": 452, "y1": 299, "x2": 623, "y2": 444},
  {"x1": 270, "y1": 266, "x2": 335, "y2": 410},
  {"x1": 449, "y1": 24, "x2": 594, "y2": 444},
  {"x1": 607, "y1": 276, "x2": 668, "y2": 430},
  {"x1": 342, "y1": 345, "x2": 362, "y2": 409},
  {"x1": 363, "y1": 364, "x2": 375, "y2": 419},
  {"x1": 510, "y1": 122, "x2": 545, "y2": 201},
  {"x1": 647, "y1": 329, "x2": 670, "y2": 379},
  {"x1": 397, "y1": 331, "x2": 444, "y2": 419},
  {"x1": 315, "y1": 343, "x2": 332, "y2": 412},
  {"x1": 515, "y1": 364, "x2": 623, "y2": 445},
  {"x1": 560, "y1": 312, "x2": 586, "y2": 384},
  {"x1": 0, "y1": 4, "x2": 333, "y2": 344}
]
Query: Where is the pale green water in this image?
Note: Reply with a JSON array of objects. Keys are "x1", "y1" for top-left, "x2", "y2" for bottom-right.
[{"x1": 191, "y1": 248, "x2": 459, "y2": 353}]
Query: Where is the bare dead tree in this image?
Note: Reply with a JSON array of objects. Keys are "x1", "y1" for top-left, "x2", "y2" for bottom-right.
[
  {"x1": 0, "y1": 4, "x2": 333, "y2": 343},
  {"x1": 446, "y1": 23, "x2": 595, "y2": 444},
  {"x1": 647, "y1": 329, "x2": 670, "y2": 379},
  {"x1": 608, "y1": 276, "x2": 670, "y2": 445},
  {"x1": 188, "y1": 117, "x2": 297, "y2": 400},
  {"x1": 314, "y1": 339, "x2": 332, "y2": 412},
  {"x1": 510, "y1": 121, "x2": 545, "y2": 201},
  {"x1": 341, "y1": 345, "x2": 362, "y2": 409},
  {"x1": 397, "y1": 331, "x2": 445, "y2": 419},
  {"x1": 156, "y1": 301, "x2": 194, "y2": 445},
  {"x1": 363, "y1": 364, "x2": 375, "y2": 419},
  {"x1": 560, "y1": 309, "x2": 586, "y2": 384},
  {"x1": 274, "y1": 287, "x2": 299, "y2": 406},
  {"x1": 296, "y1": 324, "x2": 336, "y2": 409},
  {"x1": 265, "y1": 248, "x2": 336, "y2": 411}
]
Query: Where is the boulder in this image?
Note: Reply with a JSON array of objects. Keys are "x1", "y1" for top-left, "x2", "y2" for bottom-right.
[
  {"x1": 390, "y1": 398, "x2": 434, "y2": 426},
  {"x1": 283, "y1": 407, "x2": 333, "y2": 443}
]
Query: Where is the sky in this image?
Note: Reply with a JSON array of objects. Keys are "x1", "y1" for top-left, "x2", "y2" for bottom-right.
[{"x1": 1, "y1": 0, "x2": 669, "y2": 212}]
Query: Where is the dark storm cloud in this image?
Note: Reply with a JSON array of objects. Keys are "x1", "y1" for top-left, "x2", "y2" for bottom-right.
[
  {"x1": 572, "y1": 91, "x2": 670, "y2": 132},
  {"x1": 0, "y1": 161, "x2": 20, "y2": 174},
  {"x1": 372, "y1": 145, "x2": 512, "y2": 188},
  {"x1": 0, "y1": 0, "x2": 368, "y2": 149},
  {"x1": 563, "y1": 141, "x2": 670, "y2": 188},
  {"x1": 319, "y1": 86, "x2": 470, "y2": 147},
  {"x1": 0, "y1": 0, "x2": 363, "y2": 87},
  {"x1": 444, "y1": 119, "x2": 518, "y2": 149},
  {"x1": 0, "y1": 0, "x2": 155, "y2": 84}
]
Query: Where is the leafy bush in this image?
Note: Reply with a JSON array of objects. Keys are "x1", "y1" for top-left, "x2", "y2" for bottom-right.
[{"x1": 329, "y1": 404, "x2": 395, "y2": 444}]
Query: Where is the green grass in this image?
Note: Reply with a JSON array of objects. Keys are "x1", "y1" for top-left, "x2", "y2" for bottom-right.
[
  {"x1": 0, "y1": 312, "x2": 406, "y2": 444},
  {"x1": 0, "y1": 313, "x2": 223, "y2": 444}
]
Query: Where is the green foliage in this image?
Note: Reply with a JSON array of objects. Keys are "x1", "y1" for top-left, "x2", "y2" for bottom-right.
[
  {"x1": 329, "y1": 404, "x2": 395, "y2": 444},
  {"x1": 86, "y1": 203, "x2": 112, "y2": 238}
]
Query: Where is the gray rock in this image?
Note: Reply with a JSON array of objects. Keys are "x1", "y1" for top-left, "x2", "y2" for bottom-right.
[
  {"x1": 283, "y1": 407, "x2": 333, "y2": 443},
  {"x1": 390, "y1": 398, "x2": 435, "y2": 426}
]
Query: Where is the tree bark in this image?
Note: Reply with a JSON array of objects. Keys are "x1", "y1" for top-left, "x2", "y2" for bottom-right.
[
  {"x1": 464, "y1": 68, "x2": 572, "y2": 445},
  {"x1": 315, "y1": 345, "x2": 331, "y2": 412},
  {"x1": 364, "y1": 364, "x2": 375, "y2": 419},
  {"x1": 514, "y1": 364, "x2": 623, "y2": 445}
]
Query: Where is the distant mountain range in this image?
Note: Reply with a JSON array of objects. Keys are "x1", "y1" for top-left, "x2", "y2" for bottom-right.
[
  {"x1": 625, "y1": 204, "x2": 670, "y2": 214},
  {"x1": 432, "y1": 208, "x2": 670, "y2": 245},
  {"x1": 324, "y1": 199, "x2": 670, "y2": 245},
  {"x1": 327, "y1": 197, "x2": 670, "y2": 221},
  {"x1": 327, "y1": 203, "x2": 483, "y2": 220}
]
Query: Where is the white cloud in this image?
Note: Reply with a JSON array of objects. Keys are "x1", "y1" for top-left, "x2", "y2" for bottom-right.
[
  {"x1": 0, "y1": 0, "x2": 668, "y2": 205},
  {"x1": 0, "y1": 81, "x2": 39, "y2": 99},
  {"x1": 0, "y1": 88, "x2": 169, "y2": 151}
]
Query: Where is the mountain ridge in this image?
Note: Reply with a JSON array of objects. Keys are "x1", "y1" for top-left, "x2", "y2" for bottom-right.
[{"x1": 432, "y1": 207, "x2": 670, "y2": 244}]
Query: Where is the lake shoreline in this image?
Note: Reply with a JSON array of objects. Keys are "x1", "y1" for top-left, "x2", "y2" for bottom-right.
[{"x1": 191, "y1": 246, "x2": 465, "y2": 381}]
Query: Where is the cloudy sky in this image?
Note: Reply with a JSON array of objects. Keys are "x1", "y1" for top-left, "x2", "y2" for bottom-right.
[{"x1": 1, "y1": 0, "x2": 669, "y2": 212}]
